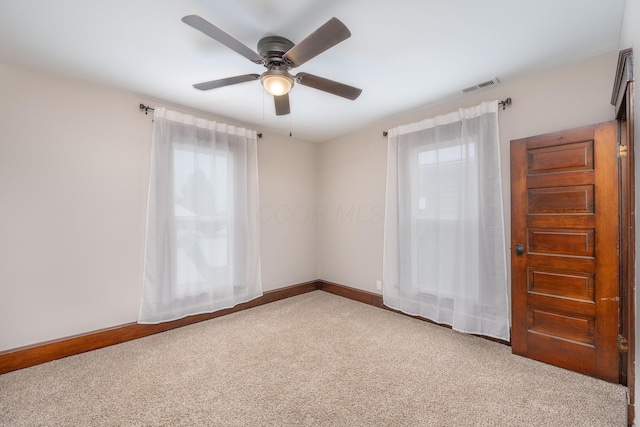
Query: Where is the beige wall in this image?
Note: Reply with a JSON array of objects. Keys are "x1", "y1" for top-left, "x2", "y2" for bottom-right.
[
  {"x1": 317, "y1": 51, "x2": 618, "y2": 294},
  {"x1": 0, "y1": 49, "x2": 623, "y2": 353},
  {"x1": 0, "y1": 63, "x2": 317, "y2": 352},
  {"x1": 258, "y1": 134, "x2": 317, "y2": 289}
]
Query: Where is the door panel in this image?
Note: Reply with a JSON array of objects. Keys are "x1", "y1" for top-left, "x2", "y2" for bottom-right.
[
  {"x1": 528, "y1": 268, "x2": 595, "y2": 301},
  {"x1": 527, "y1": 306, "x2": 595, "y2": 344},
  {"x1": 527, "y1": 228, "x2": 594, "y2": 256},
  {"x1": 526, "y1": 141, "x2": 594, "y2": 174},
  {"x1": 527, "y1": 185, "x2": 594, "y2": 214},
  {"x1": 511, "y1": 122, "x2": 619, "y2": 383}
]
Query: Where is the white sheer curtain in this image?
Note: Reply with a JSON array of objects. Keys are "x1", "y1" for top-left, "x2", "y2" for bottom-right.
[
  {"x1": 383, "y1": 101, "x2": 509, "y2": 340},
  {"x1": 139, "y1": 107, "x2": 262, "y2": 324}
]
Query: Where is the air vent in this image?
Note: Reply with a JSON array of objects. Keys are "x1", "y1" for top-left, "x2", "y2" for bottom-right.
[{"x1": 463, "y1": 77, "x2": 500, "y2": 93}]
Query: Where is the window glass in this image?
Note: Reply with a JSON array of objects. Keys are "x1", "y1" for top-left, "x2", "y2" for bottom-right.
[{"x1": 173, "y1": 147, "x2": 229, "y2": 298}]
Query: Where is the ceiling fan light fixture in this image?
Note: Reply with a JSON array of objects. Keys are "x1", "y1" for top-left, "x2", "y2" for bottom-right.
[
  {"x1": 261, "y1": 71, "x2": 294, "y2": 96},
  {"x1": 184, "y1": 16, "x2": 362, "y2": 116}
]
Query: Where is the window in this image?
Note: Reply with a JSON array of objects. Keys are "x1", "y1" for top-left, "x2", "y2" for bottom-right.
[
  {"x1": 383, "y1": 101, "x2": 509, "y2": 340},
  {"x1": 415, "y1": 138, "x2": 477, "y2": 297},
  {"x1": 139, "y1": 107, "x2": 262, "y2": 324},
  {"x1": 173, "y1": 146, "x2": 230, "y2": 299}
]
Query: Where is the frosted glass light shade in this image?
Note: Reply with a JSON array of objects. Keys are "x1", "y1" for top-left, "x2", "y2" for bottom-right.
[{"x1": 261, "y1": 72, "x2": 294, "y2": 96}]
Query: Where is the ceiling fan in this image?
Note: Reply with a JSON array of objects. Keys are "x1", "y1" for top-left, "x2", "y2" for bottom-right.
[{"x1": 182, "y1": 15, "x2": 362, "y2": 116}]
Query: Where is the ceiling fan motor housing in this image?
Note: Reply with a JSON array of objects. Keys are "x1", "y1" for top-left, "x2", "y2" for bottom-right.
[{"x1": 257, "y1": 36, "x2": 295, "y2": 68}]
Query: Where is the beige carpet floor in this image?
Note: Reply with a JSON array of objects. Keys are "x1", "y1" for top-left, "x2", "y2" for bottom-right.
[{"x1": 0, "y1": 291, "x2": 627, "y2": 426}]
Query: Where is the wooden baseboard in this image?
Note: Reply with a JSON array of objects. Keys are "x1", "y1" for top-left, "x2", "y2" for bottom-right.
[
  {"x1": 0, "y1": 279, "x2": 509, "y2": 375},
  {"x1": 317, "y1": 280, "x2": 385, "y2": 307},
  {"x1": 0, "y1": 281, "x2": 318, "y2": 375}
]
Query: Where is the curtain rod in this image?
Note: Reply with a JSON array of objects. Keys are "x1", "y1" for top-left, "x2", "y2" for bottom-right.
[
  {"x1": 139, "y1": 103, "x2": 154, "y2": 114},
  {"x1": 382, "y1": 97, "x2": 512, "y2": 137},
  {"x1": 498, "y1": 97, "x2": 512, "y2": 110},
  {"x1": 138, "y1": 103, "x2": 262, "y2": 138}
]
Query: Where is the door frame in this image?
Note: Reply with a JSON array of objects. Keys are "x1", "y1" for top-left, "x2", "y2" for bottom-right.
[{"x1": 611, "y1": 47, "x2": 635, "y2": 425}]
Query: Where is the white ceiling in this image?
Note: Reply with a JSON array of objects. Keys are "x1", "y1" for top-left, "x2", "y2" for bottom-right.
[{"x1": 0, "y1": 0, "x2": 627, "y2": 142}]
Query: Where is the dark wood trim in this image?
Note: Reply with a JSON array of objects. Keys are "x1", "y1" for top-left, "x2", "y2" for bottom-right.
[
  {"x1": 627, "y1": 79, "x2": 635, "y2": 426},
  {"x1": 0, "y1": 281, "x2": 318, "y2": 375},
  {"x1": 317, "y1": 280, "x2": 510, "y2": 346},
  {"x1": 317, "y1": 280, "x2": 385, "y2": 308},
  {"x1": 611, "y1": 47, "x2": 635, "y2": 426},
  {"x1": 611, "y1": 48, "x2": 633, "y2": 114}
]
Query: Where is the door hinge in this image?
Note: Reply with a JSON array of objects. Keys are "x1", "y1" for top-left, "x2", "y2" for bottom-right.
[
  {"x1": 618, "y1": 144, "x2": 628, "y2": 157},
  {"x1": 618, "y1": 335, "x2": 629, "y2": 352}
]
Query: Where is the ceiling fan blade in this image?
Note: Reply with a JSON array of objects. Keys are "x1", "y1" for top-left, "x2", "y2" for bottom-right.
[
  {"x1": 193, "y1": 74, "x2": 260, "y2": 91},
  {"x1": 182, "y1": 15, "x2": 264, "y2": 64},
  {"x1": 295, "y1": 73, "x2": 362, "y2": 100},
  {"x1": 283, "y1": 17, "x2": 351, "y2": 67},
  {"x1": 274, "y1": 93, "x2": 291, "y2": 116}
]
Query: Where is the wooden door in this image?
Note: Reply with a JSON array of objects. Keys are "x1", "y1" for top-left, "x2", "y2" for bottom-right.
[{"x1": 510, "y1": 122, "x2": 620, "y2": 383}]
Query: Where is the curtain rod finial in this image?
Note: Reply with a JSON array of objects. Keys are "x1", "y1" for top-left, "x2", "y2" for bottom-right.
[
  {"x1": 139, "y1": 103, "x2": 154, "y2": 115},
  {"x1": 499, "y1": 98, "x2": 512, "y2": 110}
]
